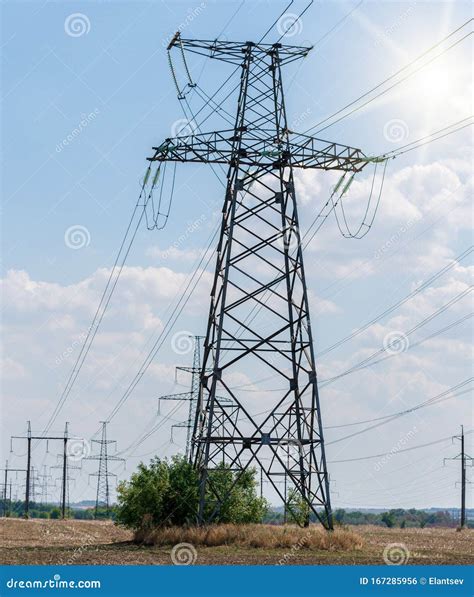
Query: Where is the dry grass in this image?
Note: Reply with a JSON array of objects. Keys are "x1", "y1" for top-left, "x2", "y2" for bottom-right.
[
  {"x1": 136, "y1": 523, "x2": 364, "y2": 551},
  {"x1": 1, "y1": 519, "x2": 472, "y2": 565}
]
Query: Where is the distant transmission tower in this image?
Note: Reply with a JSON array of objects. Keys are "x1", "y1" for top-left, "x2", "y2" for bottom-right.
[
  {"x1": 159, "y1": 335, "x2": 235, "y2": 459},
  {"x1": 444, "y1": 425, "x2": 473, "y2": 528},
  {"x1": 148, "y1": 35, "x2": 370, "y2": 529},
  {"x1": 86, "y1": 422, "x2": 125, "y2": 518},
  {"x1": 158, "y1": 335, "x2": 204, "y2": 459}
]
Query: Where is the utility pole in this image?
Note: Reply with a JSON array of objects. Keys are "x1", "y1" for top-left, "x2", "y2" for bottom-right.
[
  {"x1": 85, "y1": 422, "x2": 125, "y2": 518},
  {"x1": 11, "y1": 421, "x2": 69, "y2": 518},
  {"x1": 147, "y1": 34, "x2": 372, "y2": 529},
  {"x1": 1, "y1": 461, "x2": 27, "y2": 517},
  {"x1": 444, "y1": 425, "x2": 473, "y2": 528},
  {"x1": 62, "y1": 422, "x2": 68, "y2": 518}
]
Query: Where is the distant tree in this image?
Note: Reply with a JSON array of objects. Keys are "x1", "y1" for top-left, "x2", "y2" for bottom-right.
[
  {"x1": 74, "y1": 509, "x2": 94, "y2": 520},
  {"x1": 49, "y1": 507, "x2": 61, "y2": 520},
  {"x1": 381, "y1": 511, "x2": 396, "y2": 528}
]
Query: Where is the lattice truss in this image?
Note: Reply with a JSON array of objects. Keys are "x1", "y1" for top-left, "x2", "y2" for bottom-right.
[{"x1": 148, "y1": 38, "x2": 369, "y2": 528}]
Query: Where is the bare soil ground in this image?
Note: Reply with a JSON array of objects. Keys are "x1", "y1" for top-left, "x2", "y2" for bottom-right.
[{"x1": 1, "y1": 518, "x2": 473, "y2": 566}]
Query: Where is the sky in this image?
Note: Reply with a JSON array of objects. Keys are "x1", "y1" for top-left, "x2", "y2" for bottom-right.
[{"x1": 1, "y1": 0, "x2": 473, "y2": 513}]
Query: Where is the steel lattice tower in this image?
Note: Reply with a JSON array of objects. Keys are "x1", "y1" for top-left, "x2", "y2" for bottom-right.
[
  {"x1": 86, "y1": 422, "x2": 124, "y2": 518},
  {"x1": 149, "y1": 36, "x2": 368, "y2": 529},
  {"x1": 159, "y1": 335, "x2": 236, "y2": 459},
  {"x1": 158, "y1": 335, "x2": 204, "y2": 459}
]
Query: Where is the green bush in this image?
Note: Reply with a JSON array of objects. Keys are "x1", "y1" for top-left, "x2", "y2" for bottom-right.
[{"x1": 116, "y1": 455, "x2": 268, "y2": 531}]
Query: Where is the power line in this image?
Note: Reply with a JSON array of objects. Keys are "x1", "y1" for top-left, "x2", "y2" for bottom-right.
[
  {"x1": 105, "y1": 228, "x2": 219, "y2": 423},
  {"x1": 329, "y1": 431, "x2": 473, "y2": 463},
  {"x1": 383, "y1": 119, "x2": 473, "y2": 159},
  {"x1": 312, "y1": 0, "x2": 364, "y2": 48},
  {"x1": 301, "y1": 18, "x2": 473, "y2": 136},
  {"x1": 326, "y1": 385, "x2": 472, "y2": 446},
  {"x1": 320, "y1": 286, "x2": 472, "y2": 386},
  {"x1": 38, "y1": 173, "x2": 154, "y2": 440},
  {"x1": 326, "y1": 378, "x2": 473, "y2": 430},
  {"x1": 317, "y1": 246, "x2": 473, "y2": 357}
]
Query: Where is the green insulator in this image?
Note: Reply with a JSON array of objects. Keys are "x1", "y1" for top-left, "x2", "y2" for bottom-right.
[
  {"x1": 143, "y1": 168, "x2": 151, "y2": 185},
  {"x1": 152, "y1": 167, "x2": 161, "y2": 188},
  {"x1": 333, "y1": 173, "x2": 345, "y2": 194},
  {"x1": 341, "y1": 173, "x2": 355, "y2": 196},
  {"x1": 363, "y1": 156, "x2": 387, "y2": 163}
]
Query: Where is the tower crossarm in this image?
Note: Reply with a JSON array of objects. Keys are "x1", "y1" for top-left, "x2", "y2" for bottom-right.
[
  {"x1": 168, "y1": 36, "x2": 311, "y2": 65},
  {"x1": 148, "y1": 130, "x2": 368, "y2": 173}
]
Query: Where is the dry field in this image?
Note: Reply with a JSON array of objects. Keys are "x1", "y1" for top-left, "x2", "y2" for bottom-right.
[{"x1": 1, "y1": 518, "x2": 473, "y2": 566}]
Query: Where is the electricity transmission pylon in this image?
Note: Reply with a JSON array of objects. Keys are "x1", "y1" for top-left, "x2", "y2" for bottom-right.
[
  {"x1": 158, "y1": 335, "x2": 204, "y2": 459},
  {"x1": 85, "y1": 422, "x2": 124, "y2": 518},
  {"x1": 148, "y1": 35, "x2": 370, "y2": 529},
  {"x1": 444, "y1": 425, "x2": 473, "y2": 528},
  {"x1": 159, "y1": 335, "x2": 235, "y2": 459}
]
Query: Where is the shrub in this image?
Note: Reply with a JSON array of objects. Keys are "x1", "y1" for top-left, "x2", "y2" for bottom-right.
[{"x1": 116, "y1": 455, "x2": 268, "y2": 531}]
